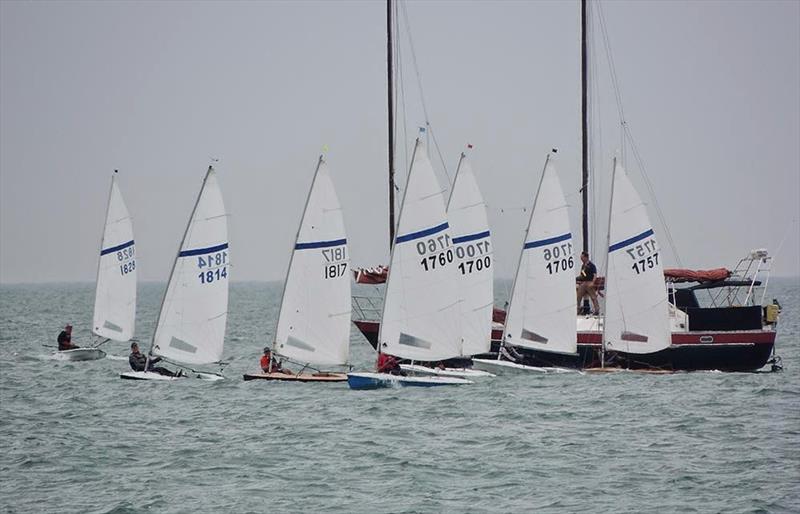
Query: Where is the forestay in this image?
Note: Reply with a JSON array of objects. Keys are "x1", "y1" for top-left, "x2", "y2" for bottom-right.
[
  {"x1": 504, "y1": 154, "x2": 577, "y2": 355},
  {"x1": 93, "y1": 173, "x2": 137, "y2": 342},
  {"x1": 446, "y1": 153, "x2": 493, "y2": 357},
  {"x1": 151, "y1": 167, "x2": 229, "y2": 365},
  {"x1": 274, "y1": 157, "x2": 350, "y2": 366},
  {"x1": 603, "y1": 159, "x2": 670, "y2": 354},
  {"x1": 380, "y1": 139, "x2": 461, "y2": 362}
]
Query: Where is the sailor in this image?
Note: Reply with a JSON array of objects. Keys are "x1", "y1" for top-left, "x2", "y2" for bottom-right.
[
  {"x1": 499, "y1": 343, "x2": 524, "y2": 363},
  {"x1": 57, "y1": 324, "x2": 79, "y2": 351},
  {"x1": 128, "y1": 342, "x2": 180, "y2": 377},
  {"x1": 376, "y1": 352, "x2": 405, "y2": 375},
  {"x1": 260, "y1": 347, "x2": 292, "y2": 375},
  {"x1": 576, "y1": 251, "x2": 600, "y2": 315}
]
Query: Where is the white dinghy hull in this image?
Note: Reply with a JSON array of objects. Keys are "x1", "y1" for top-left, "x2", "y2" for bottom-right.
[
  {"x1": 399, "y1": 364, "x2": 494, "y2": 378},
  {"x1": 347, "y1": 372, "x2": 472, "y2": 390},
  {"x1": 471, "y1": 358, "x2": 581, "y2": 374},
  {"x1": 119, "y1": 371, "x2": 224, "y2": 381},
  {"x1": 54, "y1": 348, "x2": 106, "y2": 361}
]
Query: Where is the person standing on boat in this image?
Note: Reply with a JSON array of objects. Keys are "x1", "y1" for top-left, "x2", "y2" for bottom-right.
[
  {"x1": 576, "y1": 251, "x2": 600, "y2": 315},
  {"x1": 57, "y1": 324, "x2": 79, "y2": 351},
  {"x1": 260, "y1": 347, "x2": 292, "y2": 375},
  {"x1": 128, "y1": 342, "x2": 180, "y2": 377}
]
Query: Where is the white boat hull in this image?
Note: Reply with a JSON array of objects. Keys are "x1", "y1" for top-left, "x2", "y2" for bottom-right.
[
  {"x1": 54, "y1": 348, "x2": 106, "y2": 361},
  {"x1": 399, "y1": 364, "x2": 495, "y2": 378},
  {"x1": 471, "y1": 358, "x2": 581, "y2": 374},
  {"x1": 347, "y1": 372, "x2": 472, "y2": 390},
  {"x1": 119, "y1": 370, "x2": 224, "y2": 381}
]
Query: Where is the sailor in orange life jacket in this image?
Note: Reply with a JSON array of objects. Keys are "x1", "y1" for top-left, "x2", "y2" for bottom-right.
[
  {"x1": 260, "y1": 347, "x2": 292, "y2": 375},
  {"x1": 376, "y1": 352, "x2": 406, "y2": 376}
]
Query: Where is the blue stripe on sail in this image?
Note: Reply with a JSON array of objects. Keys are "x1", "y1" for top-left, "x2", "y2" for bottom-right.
[
  {"x1": 100, "y1": 239, "x2": 135, "y2": 256},
  {"x1": 295, "y1": 238, "x2": 347, "y2": 250},
  {"x1": 524, "y1": 233, "x2": 571, "y2": 250},
  {"x1": 179, "y1": 242, "x2": 229, "y2": 257},
  {"x1": 609, "y1": 229, "x2": 654, "y2": 253},
  {"x1": 395, "y1": 222, "x2": 449, "y2": 244},
  {"x1": 453, "y1": 230, "x2": 490, "y2": 244}
]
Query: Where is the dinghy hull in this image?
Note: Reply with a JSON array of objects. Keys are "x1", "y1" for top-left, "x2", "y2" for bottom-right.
[
  {"x1": 120, "y1": 371, "x2": 223, "y2": 381},
  {"x1": 399, "y1": 364, "x2": 494, "y2": 378},
  {"x1": 54, "y1": 348, "x2": 106, "y2": 361},
  {"x1": 243, "y1": 372, "x2": 347, "y2": 382},
  {"x1": 346, "y1": 372, "x2": 472, "y2": 390}
]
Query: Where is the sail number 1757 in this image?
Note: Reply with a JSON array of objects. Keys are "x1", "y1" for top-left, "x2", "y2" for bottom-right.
[{"x1": 625, "y1": 239, "x2": 659, "y2": 275}]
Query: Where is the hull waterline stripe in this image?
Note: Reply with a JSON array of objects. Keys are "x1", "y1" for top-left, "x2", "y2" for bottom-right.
[
  {"x1": 295, "y1": 238, "x2": 347, "y2": 250},
  {"x1": 453, "y1": 230, "x2": 490, "y2": 244},
  {"x1": 100, "y1": 239, "x2": 135, "y2": 256},
  {"x1": 179, "y1": 242, "x2": 229, "y2": 257},
  {"x1": 524, "y1": 233, "x2": 571, "y2": 249},
  {"x1": 609, "y1": 229, "x2": 654, "y2": 253},
  {"x1": 395, "y1": 222, "x2": 449, "y2": 244}
]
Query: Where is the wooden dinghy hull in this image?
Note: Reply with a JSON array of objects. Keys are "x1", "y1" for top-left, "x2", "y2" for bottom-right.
[{"x1": 242, "y1": 372, "x2": 348, "y2": 382}]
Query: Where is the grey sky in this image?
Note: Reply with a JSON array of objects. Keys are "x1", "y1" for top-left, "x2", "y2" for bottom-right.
[{"x1": 1, "y1": 0, "x2": 798, "y2": 284}]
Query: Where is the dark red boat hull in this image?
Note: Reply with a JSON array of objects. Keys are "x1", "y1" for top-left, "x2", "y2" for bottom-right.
[{"x1": 352, "y1": 320, "x2": 776, "y2": 372}]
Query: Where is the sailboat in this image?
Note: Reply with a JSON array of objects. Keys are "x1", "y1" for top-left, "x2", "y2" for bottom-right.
[
  {"x1": 595, "y1": 158, "x2": 670, "y2": 368},
  {"x1": 243, "y1": 156, "x2": 350, "y2": 382},
  {"x1": 399, "y1": 150, "x2": 495, "y2": 378},
  {"x1": 120, "y1": 165, "x2": 229, "y2": 381},
  {"x1": 347, "y1": 140, "x2": 472, "y2": 389},
  {"x1": 473, "y1": 153, "x2": 580, "y2": 374},
  {"x1": 56, "y1": 171, "x2": 136, "y2": 362}
]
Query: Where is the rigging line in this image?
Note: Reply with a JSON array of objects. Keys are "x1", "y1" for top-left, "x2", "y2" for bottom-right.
[
  {"x1": 623, "y1": 124, "x2": 683, "y2": 267},
  {"x1": 399, "y1": 1, "x2": 450, "y2": 182},
  {"x1": 396, "y1": 16, "x2": 408, "y2": 193},
  {"x1": 596, "y1": 2, "x2": 626, "y2": 147}
]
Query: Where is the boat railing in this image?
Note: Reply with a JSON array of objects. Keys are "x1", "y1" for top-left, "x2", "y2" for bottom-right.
[
  {"x1": 352, "y1": 294, "x2": 383, "y2": 321},
  {"x1": 709, "y1": 249, "x2": 772, "y2": 308}
]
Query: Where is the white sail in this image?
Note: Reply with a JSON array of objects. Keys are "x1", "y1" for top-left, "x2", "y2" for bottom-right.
[
  {"x1": 504, "y1": 155, "x2": 576, "y2": 355},
  {"x1": 274, "y1": 157, "x2": 350, "y2": 366},
  {"x1": 603, "y1": 159, "x2": 670, "y2": 354},
  {"x1": 446, "y1": 153, "x2": 493, "y2": 357},
  {"x1": 92, "y1": 172, "x2": 137, "y2": 342},
  {"x1": 380, "y1": 139, "x2": 461, "y2": 361},
  {"x1": 151, "y1": 167, "x2": 229, "y2": 365}
]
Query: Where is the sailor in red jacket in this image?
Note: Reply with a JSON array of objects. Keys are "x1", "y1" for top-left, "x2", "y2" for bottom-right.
[
  {"x1": 376, "y1": 352, "x2": 405, "y2": 375},
  {"x1": 261, "y1": 347, "x2": 292, "y2": 375}
]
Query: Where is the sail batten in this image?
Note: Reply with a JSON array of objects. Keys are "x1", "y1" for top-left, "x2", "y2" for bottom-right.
[
  {"x1": 92, "y1": 174, "x2": 137, "y2": 342},
  {"x1": 504, "y1": 155, "x2": 577, "y2": 355},
  {"x1": 274, "y1": 158, "x2": 350, "y2": 367}
]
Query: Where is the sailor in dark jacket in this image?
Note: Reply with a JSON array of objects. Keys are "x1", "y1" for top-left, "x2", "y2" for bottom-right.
[{"x1": 129, "y1": 342, "x2": 180, "y2": 377}]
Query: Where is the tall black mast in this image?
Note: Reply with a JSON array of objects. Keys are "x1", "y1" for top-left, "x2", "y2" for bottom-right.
[
  {"x1": 581, "y1": 0, "x2": 589, "y2": 255},
  {"x1": 387, "y1": 0, "x2": 396, "y2": 249}
]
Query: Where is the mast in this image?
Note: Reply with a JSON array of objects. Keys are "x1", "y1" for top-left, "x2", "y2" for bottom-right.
[
  {"x1": 387, "y1": 0, "x2": 396, "y2": 250},
  {"x1": 581, "y1": 0, "x2": 589, "y2": 255}
]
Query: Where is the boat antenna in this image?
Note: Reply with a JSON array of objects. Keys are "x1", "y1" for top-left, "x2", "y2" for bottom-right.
[
  {"x1": 581, "y1": 0, "x2": 590, "y2": 256},
  {"x1": 387, "y1": 0, "x2": 396, "y2": 251}
]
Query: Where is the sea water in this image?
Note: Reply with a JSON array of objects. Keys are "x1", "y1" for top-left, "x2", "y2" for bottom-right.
[{"x1": 0, "y1": 279, "x2": 798, "y2": 513}]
